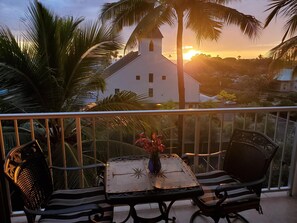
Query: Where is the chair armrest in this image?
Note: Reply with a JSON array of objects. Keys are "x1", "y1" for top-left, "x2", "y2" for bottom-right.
[
  {"x1": 49, "y1": 162, "x2": 106, "y2": 171},
  {"x1": 214, "y1": 176, "x2": 266, "y2": 206},
  {"x1": 50, "y1": 163, "x2": 106, "y2": 186},
  {"x1": 182, "y1": 151, "x2": 226, "y2": 166},
  {"x1": 24, "y1": 203, "x2": 103, "y2": 216},
  {"x1": 185, "y1": 151, "x2": 226, "y2": 158}
]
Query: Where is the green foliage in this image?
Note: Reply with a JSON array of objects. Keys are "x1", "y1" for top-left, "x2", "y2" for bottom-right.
[
  {"x1": 278, "y1": 99, "x2": 296, "y2": 106},
  {"x1": 265, "y1": 0, "x2": 297, "y2": 60},
  {"x1": 185, "y1": 56, "x2": 273, "y2": 96},
  {"x1": 217, "y1": 90, "x2": 236, "y2": 102},
  {"x1": 158, "y1": 101, "x2": 176, "y2": 110},
  {"x1": 101, "y1": 0, "x2": 261, "y2": 110},
  {"x1": 260, "y1": 101, "x2": 274, "y2": 107},
  {"x1": 0, "y1": 1, "x2": 152, "y2": 191},
  {"x1": 0, "y1": 1, "x2": 121, "y2": 113},
  {"x1": 198, "y1": 101, "x2": 218, "y2": 108},
  {"x1": 236, "y1": 91, "x2": 260, "y2": 104},
  {"x1": 287, "y1": 92, "x2": 297, "y2": 103}
]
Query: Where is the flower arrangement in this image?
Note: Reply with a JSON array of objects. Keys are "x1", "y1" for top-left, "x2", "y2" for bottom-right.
[
  {"x1": 135, "y1": 132, "x2": 165, "y2": 174},
  {"x1": 135, "y1": 132, "x2": 165, "y2": 154}
]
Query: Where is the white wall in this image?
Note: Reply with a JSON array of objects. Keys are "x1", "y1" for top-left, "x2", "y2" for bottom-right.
[
  {"x1": 100, "y1": 52, "x2": 200, "y2": 104},
  {"x1": 89, "y1": 31, "x2": 201, "y2": 105}
]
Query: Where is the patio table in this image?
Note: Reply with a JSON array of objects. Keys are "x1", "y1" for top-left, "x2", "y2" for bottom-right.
[{"x1": 105, "y1": 154, "x2": 203, "y2": 223}]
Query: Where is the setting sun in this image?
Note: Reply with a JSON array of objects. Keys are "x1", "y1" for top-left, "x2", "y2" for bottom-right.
[{"x1": 183, "y1": 49, "x2": 201, "y2": 60}]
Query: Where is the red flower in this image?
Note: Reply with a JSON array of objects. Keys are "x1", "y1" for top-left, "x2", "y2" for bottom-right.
[{"x1": 135, "y1": 132, "x2": 165, "y2": 154}]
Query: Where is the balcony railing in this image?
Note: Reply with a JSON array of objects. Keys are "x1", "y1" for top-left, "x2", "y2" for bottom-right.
[{"x1": 1, "y1": 106, "x2": 297, "y2": 220}]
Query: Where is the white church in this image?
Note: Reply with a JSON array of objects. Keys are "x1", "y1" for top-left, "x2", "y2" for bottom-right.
[{"x1": 96, "y1": 28, "x2": 212, "y2": 108}]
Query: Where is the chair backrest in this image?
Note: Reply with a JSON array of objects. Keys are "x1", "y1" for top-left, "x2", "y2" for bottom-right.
[
  {"x1": 4, "y1": 140, "x2": 53, "y2": 210},
  {"x1": 223, "y1": 129, "x2": 279, "y2": 183}
]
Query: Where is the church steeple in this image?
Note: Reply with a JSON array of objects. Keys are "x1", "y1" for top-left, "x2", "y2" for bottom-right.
[{"x1": 138, "y1": 28, "x2": 163, "y2": 55}]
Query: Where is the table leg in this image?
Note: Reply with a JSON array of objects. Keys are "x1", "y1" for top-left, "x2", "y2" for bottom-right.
[
  {"x1": 123, "y1": 201, "x2": 176, "y2": 223},
  {"x1": 130, "y1": 204, "x2": 164, "y2": 223},
  {"x1": 160, "y1": 201, "x2": 176, "y2": 223}
]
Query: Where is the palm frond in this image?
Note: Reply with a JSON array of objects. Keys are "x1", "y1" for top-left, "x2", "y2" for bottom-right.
[
  {"x1": 83, "y1": 90, "x2": 153, "y2": 131},
  {"x1": 186, "y1": 2, "x2": 222, "y2": 43},
  {"x1": 124, "y1": 5, "x2": 174, "y2": 52},
  {"x1": 87, "y1": 90, "x2": 147, "y2": 111},
  {"x1": 269, "y1": 35, "x2": 297, "y2": 60},
  {"x1": 64, "y1": 23, "x2": 121, "y2": 102},
  {"x1": 100, "y1": 0, "x2": 155, "y2": 31},
  {"x1": 206, "y1": 2, "x2": 262, "y2": 39},
  {"x1": 0, "y1": 27, "x2": 48, "y2": 111},
  {"x1": 264, "y1": 0, "x2": 297, "y2": 41},
  {"x1": 1, "y1": 1, "x2": 124, "y2": 112}
]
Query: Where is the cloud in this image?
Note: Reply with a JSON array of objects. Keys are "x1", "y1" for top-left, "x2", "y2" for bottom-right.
[
  {"x1": 0, "y1": 0, "x2": 108, "y2": 33},
  {"x1": 0, "y1": 0, "x2": 28, "y2": 31},
  {"x1": 40, "y1": 0, "x2": 104, "y2": 21}
]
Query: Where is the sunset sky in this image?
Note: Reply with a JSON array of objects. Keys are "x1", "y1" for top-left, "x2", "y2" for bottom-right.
[{"x1": 0, "y1": 0, "x2": 287, "y2": 60}]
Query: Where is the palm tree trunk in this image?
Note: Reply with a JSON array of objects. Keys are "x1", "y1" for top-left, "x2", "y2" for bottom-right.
[
  {"x1": 176, "y1": 9, "x2": 185, "y2": 152},
  {"x1": 176, "y1": 10, "x2": 185, "y2": 110}
]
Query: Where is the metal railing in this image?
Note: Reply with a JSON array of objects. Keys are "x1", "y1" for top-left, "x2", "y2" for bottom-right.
[{"x1": 1, "y1": 106, "x2": 297, "y2": 215}]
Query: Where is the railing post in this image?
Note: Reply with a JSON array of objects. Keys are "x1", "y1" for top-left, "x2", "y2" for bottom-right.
[
  {"x1": 0, "y1": 120, "x2": 11, "y2": 222},
  {"x1": 290, "y1": 122, "x2": 297, "y2": 196},
  {"x1": 0, "y1": 147, "x2": 11, "y2": 223},
  {"x1": 193, "y1": 116, "x2": 201, "y2": 173},
  {"x1": 292, "y1": 161, "x2": 297, "y2": 196}
]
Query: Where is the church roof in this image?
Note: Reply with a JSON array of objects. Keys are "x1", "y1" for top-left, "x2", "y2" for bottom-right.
[
  {"x1": 103, "y1": 51, "x2": 139, "y2": 78},
  {"x1": 141, "y1": 28, "x2": 163, "y2": 39}
]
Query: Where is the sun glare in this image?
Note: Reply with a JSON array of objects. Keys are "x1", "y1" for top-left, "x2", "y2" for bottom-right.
[{"x1": 183, "y1": 49, "x2": 201, "y2": 60}]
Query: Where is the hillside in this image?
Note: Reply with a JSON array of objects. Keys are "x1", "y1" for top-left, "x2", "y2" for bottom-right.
[{"x1": 184, "y1": 54, "x2": 272, "y2": 96}]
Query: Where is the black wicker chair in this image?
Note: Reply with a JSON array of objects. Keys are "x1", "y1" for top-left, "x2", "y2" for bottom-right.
[
  {"x1": 4, "y1": 140, "x2": 113, "y2": 223},
  {"x1": 188, "y1": 129, "x2": 279, "y2": 223}
]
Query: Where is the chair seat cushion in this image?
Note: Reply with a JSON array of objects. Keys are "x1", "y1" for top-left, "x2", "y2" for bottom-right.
[
  {"x1": 39, "y1": 186, "x2": 113, "y2": 223},
  {"x1": 196, "y1": 170, "x2": 260, "y2": 207}
]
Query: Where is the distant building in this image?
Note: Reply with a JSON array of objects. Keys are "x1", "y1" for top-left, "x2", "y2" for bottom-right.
[
  {"x1": 91, "y1": 28, "x2": 214, "y2": 108},
  {"x1": 271, "y1": 68, "x2": 297, "y2": 92}
]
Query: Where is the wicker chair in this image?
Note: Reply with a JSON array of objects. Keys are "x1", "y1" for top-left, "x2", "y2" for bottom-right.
[
  {"x1": 187, "y1": 129, "x2": 279, "y2": 223},
  {"x1": 4, "y1": 140, "x2": 113, "y2": 223}
]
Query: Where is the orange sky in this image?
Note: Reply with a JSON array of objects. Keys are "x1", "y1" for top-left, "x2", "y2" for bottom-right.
[
  {"x1": 158, "y1": 0, "x2": 287, "y2": 60},
  {"x1": 117, "y1": 0, "x2": 287, "y2": 60},
  {"x1": 0, "y1": 0, "x2": 288, "y2": 60}
]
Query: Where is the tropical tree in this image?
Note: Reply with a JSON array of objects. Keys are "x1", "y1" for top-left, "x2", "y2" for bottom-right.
[
  {"x1": 100, "y1": 0, "x2": 261, "y2": 109},
  {"x1": 100, "y1": 0, "x2": 261, "y2": 148},
  {"x1": 0, "y1": 1, "x2": 151, "y2": 188},
  {"x1": 264, "y1": 0, "x2": 297, "y2": 63},
  {"x1": 0, "y1": 0, "x2": 149, "y2": 143},
  {"x1": 0, "y1": 0, "x2": 146, "y2": 113}
]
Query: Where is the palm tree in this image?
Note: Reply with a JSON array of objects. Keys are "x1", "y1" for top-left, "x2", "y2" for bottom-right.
[
  {"x1": 100, "y1": 0, "x2": 261, "y2": 149},
  {"x1": 264, "y1": 0, "x2": 297, "y2": 61},
  {"x1": 100, "y1": 0, "x2": 261, "y2": 109},
  {"x1": 0, "y1": 0, "x2": 146, "y2": 113},
  {"x1": 0, "y1": 1, "x2": 152, "y2": 188}
]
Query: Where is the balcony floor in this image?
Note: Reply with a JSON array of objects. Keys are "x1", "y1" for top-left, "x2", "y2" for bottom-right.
[{"x1": 11, "y1": 192, "x2": 297, "y2": 223}]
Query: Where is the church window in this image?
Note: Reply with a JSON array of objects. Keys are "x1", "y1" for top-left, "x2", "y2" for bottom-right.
[
  {"x1": 149, "y1": 40, "x2": 154, "y2": 51},
  {"x1": 149, "y1": 73, "x2": 154, "y2": 82},
  {"x1": 136, "y1": 75, "x2": 140, "y2": 80},
  {"x1": 149, "y1": 88, "x2": 153, "y2": 97}
]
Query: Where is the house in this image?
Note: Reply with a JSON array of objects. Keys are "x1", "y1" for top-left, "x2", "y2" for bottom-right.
[
  {"x1": 271, "y1": 68, "x2": 297, "y2": 92},
  {"x1": 97, "y1": 28, "x2": 212, "y2": 108}
]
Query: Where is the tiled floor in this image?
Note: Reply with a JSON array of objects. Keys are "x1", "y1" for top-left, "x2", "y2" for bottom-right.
[
  {"x1": 113, "y1": 192, "x2": 297, "y2": 223},
  {"x1": 11, "y1": 192, "x2": 297, "y2": 223}
]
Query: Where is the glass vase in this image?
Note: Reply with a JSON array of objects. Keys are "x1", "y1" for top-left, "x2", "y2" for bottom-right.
[{"x1": 148, "y1": 152, "x2": 162, "y2": 174}]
